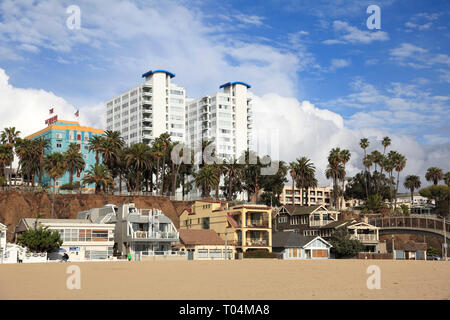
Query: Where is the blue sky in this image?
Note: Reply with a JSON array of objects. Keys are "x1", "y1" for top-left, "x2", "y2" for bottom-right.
[{"x1": 0, "y1": 0, "x2": 448, "y2": 186}]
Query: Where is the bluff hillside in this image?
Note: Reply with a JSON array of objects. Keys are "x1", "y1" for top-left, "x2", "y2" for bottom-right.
[{"x1": 0, "y1": 190, "x2": 191, "y2": 241}]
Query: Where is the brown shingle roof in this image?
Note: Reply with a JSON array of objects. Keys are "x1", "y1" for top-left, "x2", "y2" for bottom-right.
[{"x1": 179, "y1": 229, "x2": 225, "y2": 245}]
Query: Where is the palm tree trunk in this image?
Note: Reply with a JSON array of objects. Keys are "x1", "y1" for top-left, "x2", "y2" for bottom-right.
[
  {"x1": 291, "y1": 179, "x2": 295, "y2": 206},
  {"x1": 228, "y1": 173, "x2": 233, "y2": 201},
  {"x1": 395, "y1": 171, "x2": 400, "y2": 209}
]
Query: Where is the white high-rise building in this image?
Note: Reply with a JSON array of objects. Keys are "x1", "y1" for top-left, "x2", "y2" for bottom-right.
[
  {"x1": 105, "y1": 70, "x2": 186, "y2": 145},
  {"x1": 186, "y1": 82, "x2": 252, "y2": 160},
  {"x1": 105, "y1": 71, "x2": 252, "y2": 162}
]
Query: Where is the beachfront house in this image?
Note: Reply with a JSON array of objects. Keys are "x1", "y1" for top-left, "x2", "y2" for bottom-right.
[
  {"x1": 272, "y1": 232, "x2": 332, "y2": 259},
  {"x1": 387, "y1": 240, "x2": 428, "y2": 260},
  {"x1": 346, "y1": 221, "x2": 380, "y2": 252},
  {"x1": 114, "y1": 203, "x2": 181, "y2": 260},
  {"x1": 14, "y1": 217, "x2": 115, "y2": 261},
  {"x1": 174, "y1": 229, "x2": 235, "y2": 260},
  {"x1": 179, "y1": 200, "x2": 272, "y2": 253},
  {"x1": 274, "y1": 205, "x2": 340, "y2": 238}
]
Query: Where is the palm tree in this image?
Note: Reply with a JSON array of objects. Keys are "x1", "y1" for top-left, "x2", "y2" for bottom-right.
[
  {"x1": 212, "y1": 163, "x2": 224, "y2": 201},
  {"x1": 82, "y1": 164, "x2": 113, "y2": 193},
  {"x1": 64, "y1": 143, "x2": 85, "y2": 186},
  {"x1": 0, "y1": 144, "x2": 13, "y2": 184},
  {"x1": 381, "y1": 136, "x2": 391, "y2": 155},
  {"x1": 327, "y1": 148, "x2": 342, "y2": 210},
  {"x1": 289, "y1": 161, "x2": 298, "y2": 205},
  {"x1": 99, "y1": 131, "x2": 125, "y2": 191},
  {"x1": 444, "y1": 172, "x2": 450, "y2": 187},
  {"x1": 124, "y1": 143, "x2": 151, "y2": 193},
  {"x1": 88, "y1": 135, "x2": 104, "y2": 166},
  {"x1": 223, "y1": 158, "x2": 242, "y2": 201},
  {"x1": 35, "y1": 137, "x2": 50, "y2": 186},
  {"x1": 1, "y1": 127, "x2": 21, "y2": 185},
  {"x1": 360, "y1": 138, "x2": 370, "y2": 197},
  {"x1": 43, "y1": 152, "x2": 66, "y2": 218},
  {"x1": 339, "y1": 149, "x2": 351, "y2": 208},
  {"x1": 392, "y1": 152, "x2": 407, "y2": 208},
  {"x1": 425, "y1": 167, "x2": 444, "y2": 185},
  {"x1": 194, "y1": 165, "x2": 219, "y2": 198},
  {"x1": 383, "y1": 156, "x2": 395, "y2": 207},
  {"x1": 15, "y1": 139, "x2": 40, "y2": 186},
  {"x1": 404, "y1": 175, "x2": 421, "y2": 205},
  {"x1": 326, "y1": 163, "x2": 345, "y2": 210},
  {"x1": 294, "y1": 157, "x2": 316, "y2": 206},
  {"x1": 43, "y1": 152, "x2": 66, "y2": 193}
]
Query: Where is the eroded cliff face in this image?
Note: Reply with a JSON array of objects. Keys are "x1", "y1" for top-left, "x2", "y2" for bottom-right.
[{"x1": 0, "y1": 190, "x2": 191, "y2": 241}]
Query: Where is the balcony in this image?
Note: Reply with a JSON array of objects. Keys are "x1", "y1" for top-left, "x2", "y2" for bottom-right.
[
  {"x1": 245, "y1": 219, "x2": 269, "y2": 229},
  {"x1": 246, "y1": 239, "x2": 269, "y2": 247},
  {"x1": 131, "y1": 231, "x2": 179, "y2": 240},
  {"x1": 352, "y1": 234, "x2": 378, "y2": 242},
  {"x1": 309, "y1": 220, "x2": 334, "y2": 227}
]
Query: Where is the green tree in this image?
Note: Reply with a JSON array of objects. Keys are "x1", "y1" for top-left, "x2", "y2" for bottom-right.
[
  {"x1": 82, "y1": 164, "x2": 114, "y2": 193},
  {"x1": 288, "y1": 161, "x2": 298, "y2": 205},
  {"x1": 43, "y1": 152, "x2": 66, "y2": 194},
  {"x1": 16, "y1": 226, "x2": 63, "y2": 253},
  {"x1": 223, "y1": 158, "x2": 243, "y2": 201},
  {"x1": 1, "y1": 127, "x2": 21, "y2": 185},
  {"x1": 88, "y1": 135, "x2": 105, "y2": 166},
  {"x1": 124, "y1": 143, "x2": 151, "y2": 193},
  {"x1": 64, "y1": 143, "x2": 85, "y2": 186},
  {"x1": 294, "y1": 157, "x2": 317, "y2": 206},
  {"x1": 425, "y1": 167, "x2": 444, "y2": 185},
  {"x1": 360, "y1": 138, "x2": 370, "y2": 199},
  {"x1": 403, "y1": 175, "x2": 421, "y2": 204},
  {"x1": 329, "y1": 228, "x2": 364, "y2": 258},
  {"x1": 194, "y1": 165, "x2": 219, "y2": 197}
]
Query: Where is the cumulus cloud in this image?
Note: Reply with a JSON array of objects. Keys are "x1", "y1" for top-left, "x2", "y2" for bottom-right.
[
  {"x1": 252, "y1": 93, "x2": 450, "y2": 190},
  {"x1": 0, "y1": 68, "x2": 104, "y2": 138},
  {"x1": 323, "y1": 20, "x2": 389, "y2": 44}
]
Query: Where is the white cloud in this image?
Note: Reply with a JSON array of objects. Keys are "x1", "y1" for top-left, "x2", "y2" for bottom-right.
[
  {"x1": 0, "y1": 68, "x2": 104, "y2": 138},
  {"x1": 233, "y1": 14, "x2": 264, "y2": 26},
  {"x1": 329, "y1": 58, "x2": 351, "y2": 71},
  {"x1": 323, "y1": 20, "x2": 389, "y2": 45},
  {"x1": 389, "y1": 43, "x2": 450, "y2": 69},
  {"x1": 252, "y1": 93, "x2": 450, "y2": 190}
]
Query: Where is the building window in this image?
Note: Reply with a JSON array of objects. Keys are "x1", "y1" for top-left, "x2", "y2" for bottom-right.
[
  {"x1": 290, "y1": 216, "x2": 300, "y2": 225},
  {"x1": 56, "y1": 143, "x2": 62, "y2": 148}
]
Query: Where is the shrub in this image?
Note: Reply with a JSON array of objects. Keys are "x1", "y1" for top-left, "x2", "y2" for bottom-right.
[
  {"x1": 243, "y1": 250, "x2": 278, "y2": 259},
  {"x1": 16, "y1": 226, "x2": 63, "y2": 253}
]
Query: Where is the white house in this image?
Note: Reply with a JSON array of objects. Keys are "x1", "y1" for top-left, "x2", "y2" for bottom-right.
[
  {"x1": 272, "y1": 232, "x2": 332, "y2": 259},
  {"x1": 15, "y1": 218, "x2": 115, "y2": 261}
]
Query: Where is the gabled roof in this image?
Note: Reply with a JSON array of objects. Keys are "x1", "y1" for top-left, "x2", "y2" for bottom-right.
[
  {"x1": 272, "y1": 232, "x2": 331, "y2": 249},
  {"x1": 347, "y1": 221, "x2": 379, "y2": 230},
  {"x1": 179, "y1": 229, "x2": 225, "y2": 246},
  {"x1": 276, "y1": 205, "x2": 330, "y2": 216}
]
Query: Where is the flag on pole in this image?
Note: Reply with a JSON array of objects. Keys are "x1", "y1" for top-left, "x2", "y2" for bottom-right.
[
  {"x1": 49, "y1": 108, "x2": 54, "y2": 114},
  {"x1": 75, "y1": 110, "x2": 79, "y2": 117}
]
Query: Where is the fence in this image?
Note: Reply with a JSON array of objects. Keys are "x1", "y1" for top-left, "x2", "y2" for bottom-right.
[{"x1": 358, "y1": 253, "x2": 393, "y2": 259}]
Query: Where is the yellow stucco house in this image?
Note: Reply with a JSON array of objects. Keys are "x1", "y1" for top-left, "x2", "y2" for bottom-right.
[{"x1": 179, "y1": 200, "x2": 272, "y2": 253}]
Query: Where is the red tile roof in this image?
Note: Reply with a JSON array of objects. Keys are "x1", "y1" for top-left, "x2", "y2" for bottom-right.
[{"x1": 178, "y1": 229, "x2": 225, "y2": 245}]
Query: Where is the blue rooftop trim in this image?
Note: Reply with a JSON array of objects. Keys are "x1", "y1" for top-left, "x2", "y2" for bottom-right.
[
  {"x1": 219, "y1": 81, "x2": 251, "y2": 89},
  {"x1": 142, "y1": 70, "x2": 175, "y2": 78}
]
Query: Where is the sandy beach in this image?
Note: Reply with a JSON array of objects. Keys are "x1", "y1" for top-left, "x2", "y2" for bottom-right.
[{"x1": 1, "y1": 259, "x2": 449, "y2": 300}]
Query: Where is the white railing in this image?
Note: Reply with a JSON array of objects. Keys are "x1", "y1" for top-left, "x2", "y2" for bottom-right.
[
  {"x1": 132, "y1": 231, "x2": 179, "y2": 240},
  {"x1": 141, "y1": 250, "x2": 186, "y2": 256},
  {"x1": 309, "y1": 220, "x2": 333, "y2": 227},
  {"x1": 353, "y1": 234, "x2": 378, "y2": 241}
]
